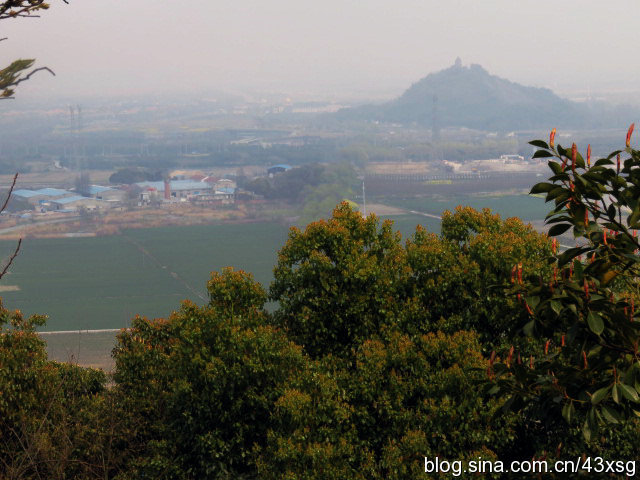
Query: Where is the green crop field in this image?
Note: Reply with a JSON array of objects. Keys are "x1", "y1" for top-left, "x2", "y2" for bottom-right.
[
  {"x1": 0, "y1": 222, "x2": 290, "y2": 332},
  {"x1": 381, "y1": 193, "x2": 549, "y2": 222}
]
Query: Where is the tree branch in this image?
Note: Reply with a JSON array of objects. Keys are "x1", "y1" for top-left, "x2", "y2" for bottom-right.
[
  {"x1": 8, "y1": 66, "x2": 55, "y2": 87},
  {"x1": 0, "y1": 238, "x2": 21, "y2": 280},
  {"x1": 0, "y1": 172, "x2": 18, "y2": 212}
]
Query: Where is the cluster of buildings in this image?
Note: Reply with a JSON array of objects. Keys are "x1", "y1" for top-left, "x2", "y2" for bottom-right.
[
  {"x1": 12, "y1": 186, "x2": 126, "y2": 213},
  {"x1": 135, "y1": 178, "x2": 237, "y2": 205},
  {"x1": 10, "y1": 176, "x2": 241, "y2": 213}
]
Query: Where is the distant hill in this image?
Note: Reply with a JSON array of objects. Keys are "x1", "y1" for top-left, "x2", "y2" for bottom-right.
[{"x1": 338, "y1": 59, "x2": 636, "y2": 131}]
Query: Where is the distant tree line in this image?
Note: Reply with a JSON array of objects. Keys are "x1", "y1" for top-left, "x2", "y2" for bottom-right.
[{"x1": 109, "y1": 168, "x2": 163, "y2": 185}]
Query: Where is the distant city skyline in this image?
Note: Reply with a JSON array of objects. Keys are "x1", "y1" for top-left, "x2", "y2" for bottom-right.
[{"x1": 2, "y1": 0, "x2": 640, "y2": 103}]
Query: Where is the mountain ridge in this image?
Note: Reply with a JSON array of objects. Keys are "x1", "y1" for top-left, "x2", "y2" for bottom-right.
[{"x1": 338, "y1": 60, "x2": 636, "y2": 131}]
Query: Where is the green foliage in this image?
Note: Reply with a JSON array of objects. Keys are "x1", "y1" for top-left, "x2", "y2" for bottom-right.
[
  {"x1": 0, "y1": 1, "x2": 64, "y2": 99},
  {"x1": 298, "y1": 163, "x2": 357, "y2": 224},
  {"x1": 256, "y1": 359, "x2": 368, "y2": 480},
  {"x1": 245, "y1": 162, "x2": 358, "y2": 223},
  {"x1": 271, "y1": 202, "x2": 409, "y2": 358},
  {"x1": 258, "y1": 330, "x2": 514, "y2": 480},
  {"x1": 349, "y1": 330, "x2": 512, "y2": 479},
  {"x1": 415, "y1": 206, "x2": 551, "y2": 344},
  {"x1": 206, "y1": 266, "x2": 267, "y2": 319},
  {"x1": 108, "y1": 167, "x2": 163, "y2": 184},
  {"x1": 246, "y1": 163, "x2": 325, "y2": 201},
  {"x1": 0, "y1": 0, "x2": 51, "y2": 19},
  {"x1": 491, "y1": 128, "x2": 640, "y2": 444},
  {"x1": 0, "y1": 301, "x2": 111, "y2": 479},
  {"x1": 0, "y1": 59, "x2": 35, "y2": 99},
  {"x1": 0, "y1": 301, "x2": 48, "y2": 426},
  {"x1": 112, "y1": 287, "x2": 307, "y2": 479}
]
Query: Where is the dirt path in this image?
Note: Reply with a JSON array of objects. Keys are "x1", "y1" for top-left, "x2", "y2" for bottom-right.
[
  {"x1": 406, "y1": 209, "x2": 442, "y2": 220},
  {"x1": 0, "y1": 215, "x2": 80, "y2": 235}
]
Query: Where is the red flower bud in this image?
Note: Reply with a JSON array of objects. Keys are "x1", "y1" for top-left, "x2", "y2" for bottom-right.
[
  {"x1": 627, "y1": 123, "x2": 635, "y2": 148},
  {"x1": 517, "y1": 263, "x2": 523, "y2": 284},
  {"x1": 587, "y1": 144, "x2": 591, "y2": 167},
  {"x1": 561, "y1": 157, "x2": 568, "y2": 171},
  {"x1": 525, "y1": 302, "x2": 534, "y2": 316},
  {"x1": 571, "y1": 143, "x2": 577, "y2": 173},
  {"x1": 561, "y1": 335, "x2": 565, "y2": 347},
  {"x1": 550, "y1": 128, "x2": 556, "y2": 148},
  {"x1": 544, "y1": 340, "x2": 550, "y2": 355}
]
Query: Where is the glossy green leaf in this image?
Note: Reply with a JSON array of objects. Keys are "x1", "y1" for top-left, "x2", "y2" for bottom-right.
[
  {"x1": 591, "y1": 386, "x2": 610, "y2": 405},
  {"x1": 529, "y1": 140, "x2": 550, "y2": 149},
  {"x1": 601, "y1": 405, "x2": 621, "y2": 424},
  {"x1": 587, "y1": 311, "x2": 604, "y2": 335},
  {"x1": 548, "y1": 223, "x2": 572, "y2": 237},
  {"x1": 619, "y1": 383, "x2": 639, "y2": 402}
]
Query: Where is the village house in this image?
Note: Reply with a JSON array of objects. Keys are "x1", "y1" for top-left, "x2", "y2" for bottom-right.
[
  {"x1": 86, "y1": 185, "x2": 127, "y2": 204},
  {"x1": 135, "y1": 179, "x2": 214, "y2": 203},
  {"x1": 50, "y1": 195, "x2": 109, "y2": 212}
]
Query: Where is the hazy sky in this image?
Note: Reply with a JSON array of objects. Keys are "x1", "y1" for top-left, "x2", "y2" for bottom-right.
[{"x1": 2, "y1": 0, "x2": 639, "y2": 101}]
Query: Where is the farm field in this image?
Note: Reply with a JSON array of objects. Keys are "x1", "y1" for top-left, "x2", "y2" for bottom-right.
[
  {"x1": 380, "y1": 193, "x2": 548, "y2": 222},
  {"x1": 0, "y1": 222, "x2": 290, "y2": 332}
]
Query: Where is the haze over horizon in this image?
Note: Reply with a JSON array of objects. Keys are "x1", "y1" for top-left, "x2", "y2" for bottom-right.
[{"x1": 2, "y1": 0, "x2": 640, "y2": 103}]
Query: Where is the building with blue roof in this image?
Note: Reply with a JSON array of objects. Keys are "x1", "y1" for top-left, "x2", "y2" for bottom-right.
[
  {"x1": 84, "y1": 185, "x2": 126, "y2": 203},
  {"x1": 86, "y1": 185, "x2": 112, "y2": 195},
  {"x1": 267, "y1": 164, "x2": 292, "y2": 176},
  {"x1": 11, "y1": 187, "x2": 74, "y2": 208},
  {"x1": 34, "y1": 188, "x2": 74, "y2": 197},
  {"x1": 12, "y1": 189, "x2": 41, "y2": 199}
]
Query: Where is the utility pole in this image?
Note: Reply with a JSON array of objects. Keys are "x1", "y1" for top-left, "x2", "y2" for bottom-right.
[{"x1": 362, "y1": 179, "x2": 366, "y2": 217}]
